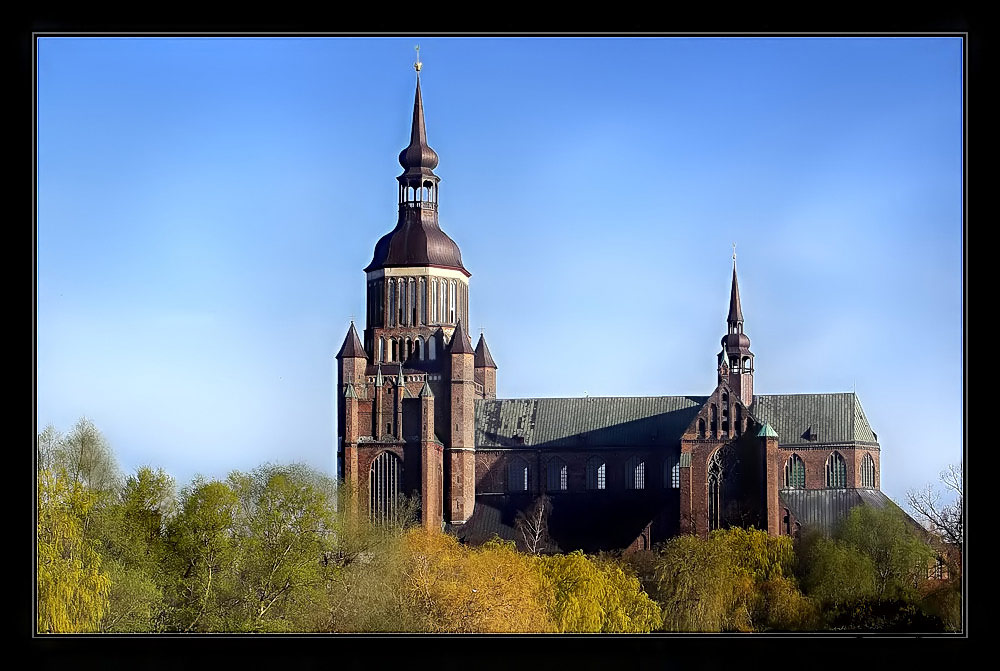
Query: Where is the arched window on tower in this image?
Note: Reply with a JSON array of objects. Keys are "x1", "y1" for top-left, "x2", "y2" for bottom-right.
[
  {"x1": 409, "y1": 279, "x2": 416, "y2": 326},
  {"x1": 387, "y1": 280, "x2": 395, "y2": 327},
  {"x1": 826, "y1": 451, "x2": 847, "y2": 488},
  {"x1": 698, "y1": 418, "x2": 706, "y2": 439},
  {"x1": 784, "y1": 454, "x2": 806, "y2": 489},
  {"x1": 625, "y1": 456, "x2": 645, "y2": 490},
  {"x1": 546, "y1": 457, "x2": 568, "y2": 492},
  {"x1": 417, "y1": 336, "x2": 425, "y2": 361},
  {"x1": 369, "y1": 451, "x2": 402, "y2": 525},
  {"x1": 708, "y1": 449, "x2": 724, "y2": 530},
  {"x1": 860, "y1": 453, "x2": 876, "y2": 488},
  {"x1": 710, "y1": 404, "x2": 718, "y2": 437},
  {"x1": 428, "y1": 335, "x2": 437, "y2": 360},
  {"x1": 431, "y1": 279, "x2": 438, "y2": 323},
  {"x1": 507, "y1": 457, "x2": 530, "y2": 493},
  {"x1": 449, "y1": 280, "x2": 456, "y2": 324},
  {"x1": 419, "y1": 278, "x2": 426, "y2": 325},
  {"x1": 377, "y1": 337, "x2": 384, "y2": 363},
  {"x1": 586, "y1": 457, "x2": 606, "y2": 490},
  {"x1": 397, "y1": 279, "x2": 405, "y2": 326}
]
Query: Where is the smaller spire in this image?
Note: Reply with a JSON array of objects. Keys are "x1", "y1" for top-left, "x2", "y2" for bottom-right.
[
  {"x1": 397, "y1": 364, "x2": 406, "y2": 387},
  {"x1": 375, "y1": 363, "x2": 384, "y2": 387},
  {"x1": 420, "y1": 380, "x2": 434, "y2": 398},
  {"x1": 336, "y1": 321, "x2": 367, "y2": 359},
  {"x1": 344, "y1": 383, "x2": 357, "y2": 399},
  {"x1": 718, "y1": 350, "x2": 729, "y2": 372},
  {"x1": 449, "y1": 320, "x2": 474, "y2": 355},
  {"x1": 728, "y1": 262, "x2": 743, "y2": 324},
  {"x1": 474, "y1": 333, "x2": 497, "y2": 369}
]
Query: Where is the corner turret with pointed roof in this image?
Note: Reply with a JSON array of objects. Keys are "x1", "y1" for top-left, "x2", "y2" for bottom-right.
[
  {"x1": 474, "y1": 333, "x2": 497, "y2": 369},
  {"x1": 336, "y1": 321, "x2": 367, "y2": 360},
  {"x1": 449, "y1": 319, "x2": 474, "y2": 355}
]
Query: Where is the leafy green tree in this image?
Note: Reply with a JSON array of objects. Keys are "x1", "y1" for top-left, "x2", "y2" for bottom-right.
[
  {"x1": 49, "y1": 418, "x2": 122, "y2": 497},
  {"x1": 161, "y1": 478, "x2": 240, "y2": 632},
  {"x1": 92, "y1": 466, "x2": 177, "y2": 632},
  {"x1": 224, "y1": 464, "x2": 338, "y2": 632},
  {"x1": 37, "y1": 468, "x2": 111, "y2": 632},
  {"x1": 836, "y1": 505, "x2": 934, "y2": 602}
]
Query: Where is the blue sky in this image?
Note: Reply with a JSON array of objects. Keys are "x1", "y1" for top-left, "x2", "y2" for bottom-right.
[{"x1": 36, "y1": 36, "x2": 963, "y2": 504}]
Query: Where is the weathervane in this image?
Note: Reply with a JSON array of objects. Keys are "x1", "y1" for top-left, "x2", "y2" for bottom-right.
[
  {"x1": 732, "y1": 242, "x2": 737, "y2": 262},
  {"x1": 414, "y1": 45, "x2": 422, "y2": 73}
]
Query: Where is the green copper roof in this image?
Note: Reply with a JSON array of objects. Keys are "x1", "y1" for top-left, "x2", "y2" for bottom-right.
[
  {"x1": 749, "y1": 393, "x2": 878, "y2": 446},
  {"x1": 344, "y1": 383, "x2": 357, "y2": 399},
  {"x1": 757, "y1": 422, "x2": 778, "y2": 438}
]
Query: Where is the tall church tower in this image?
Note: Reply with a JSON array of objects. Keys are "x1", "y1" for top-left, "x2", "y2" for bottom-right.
[
  {"x1": 718, "y1": 258, "x2": 754, "y2": 407},
  {"x1": 336, "y1": 63, "x2": 495, "y2": 529}
]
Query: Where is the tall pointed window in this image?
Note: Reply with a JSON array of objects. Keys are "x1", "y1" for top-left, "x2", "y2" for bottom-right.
[
  {"x1": 586, "y1": 457, "x2": 606, "y2": 490},
  {"x1": 387, "y1": 280, "x2": 395, "y2": 327},
  {"x1": 449, "y1": 280, "x2": 456, "y2": 323},
  {"x1": 369, "y1": 451, "x2": 402, "y2": 525},
  {"x1": 419, "y1": 278, "x2": 427, "y2": 324},
  {"x1": 508, "y1": 457, "x2": 530, "y2": 492},
  {"x1": 625, "y1": 456, "x2": 645, "y2": 490},
  {"x1": 409, "y1": 279, "x2": 416, "y2": 326},
  {"x1": 708, "y1": 450, "x2": 723, "y2": 530},
  {"x1": 428, "y1": 335, "x2": 436, "y2": 360},
  {"x1": 784, "y1": 454, "x2": 806, "y2": 489},
  {"x1": 546, "y1": 457, "x2": 568, "y2": 492},
  {"x1": 860, "y1": 453, "x2": 876, "y2": 488},
  {"x1": 826, "y1": 451, "x2": 847, "y2": 488},
  {"x1": 664, "y1": 455, "x2": 680, "y2": 489},
  {"x1": 431, "y1": 279, "x2": 438, "y2": 323},
  {"x1": 397, "y1": 279, "x2": 405, "y2": 326}
]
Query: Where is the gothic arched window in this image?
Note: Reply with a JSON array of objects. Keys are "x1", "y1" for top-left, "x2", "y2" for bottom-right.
[
  {"x1": 708, "y1": 450, "x2": 724, "y2": 530},
  {"x1": 507, "y1": 457, "x2": 530, "y2": 492},
  {"x1": 784, "y1": 454, "x2": 805, "y2": 489},
  {"x1": 449, "y1": 280, "x2": 456, "y2": 324},
  {"x1": 546, "y1": 457, "x2": 568, "y2": 492},
  {"x1": 664, "y1": 455, "x2": 680, "y2": 489},
  {"x1": 369, "y1": 451, "x2": 402, "y2": 525},
  {"x1": 431, "y1": 279, "x2": 438, "y2": 323},
  {"x1": 387, "y1": 280, "x2": 395, "y2": 327},
  {"x1": 826, "y1": 451, "x2": 847, "y2": 488},
  {"x1": 409, "y1": 278, "x2": 416, "y2": 326},
  {"x1": 419, "y1": 278, "x2": 426, "y2": 325},
  {"x1": 586, "y1": 457, "x2": 606, "y2": 490},
  {"x1": 860, "y1": 453, "x2": 876, "y2": 488},
  {"x1": 428, "y1": 334, "x2": 437, "y2": 360},
  {"x1": 625, "y1": 456, "x2": 645, "y2": 490}
]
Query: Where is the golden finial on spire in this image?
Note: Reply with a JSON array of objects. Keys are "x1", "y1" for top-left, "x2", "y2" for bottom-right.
[{"x1": 413, "y1": 45, "x2": 422, "y2": 73}]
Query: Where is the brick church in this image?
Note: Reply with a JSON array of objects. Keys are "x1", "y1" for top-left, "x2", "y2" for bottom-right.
[{"x1": 336, "y1": 73, "x2": 897, "y2": 552}]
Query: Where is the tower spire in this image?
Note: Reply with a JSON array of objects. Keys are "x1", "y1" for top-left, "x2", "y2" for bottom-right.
[{"x1": 728, "y1": 249, "x2": 743, "y2": 324}]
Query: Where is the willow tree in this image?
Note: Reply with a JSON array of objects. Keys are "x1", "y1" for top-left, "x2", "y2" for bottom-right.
[{"x1": 37, "y1": 468, "x2": 111, "y2": 632}]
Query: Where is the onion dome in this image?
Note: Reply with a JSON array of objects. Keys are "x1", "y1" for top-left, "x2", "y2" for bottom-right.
[
  {"x1": 721, "y1": 332, "x2": 752, "y2": 349},
  {"x1": 365, "y1": 218, "x2": 467, "y2": 273}
]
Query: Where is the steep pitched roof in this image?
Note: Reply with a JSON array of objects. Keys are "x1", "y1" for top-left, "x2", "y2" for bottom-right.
[
  {"x1": 335, "y1": 322, "x2": 366, "y2": 360},
  {"x1": 474, "y1": 393, "x2": 878, "y2": 449},
  {"x1": 750, "y1": 393, "x2": 878, "y2": 446},
  {"x1": 449, "y1": 320, "x2": 474, "y2": 355},
  {"x1": 779, "y1": 488, "x2": 918, "y2": 537},
  {"x1": 474, "y1": 396, "x2": 705, "y2": 449},
  {"x1": 474, "y1": 334, "x2": 497, "y2": 369}
]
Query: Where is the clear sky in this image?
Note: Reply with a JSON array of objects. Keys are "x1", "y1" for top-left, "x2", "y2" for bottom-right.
[{"x1": 36, "y1": 36, "x2": 963, "y2": 505}]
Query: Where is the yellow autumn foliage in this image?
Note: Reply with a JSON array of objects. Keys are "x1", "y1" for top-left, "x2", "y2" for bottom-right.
[
  {"x1": 37, "y1": 469, "x2": 111, "y2": 633},
  {"x1": 402, "y1": 529, "x2": 555, "y2": 633}
]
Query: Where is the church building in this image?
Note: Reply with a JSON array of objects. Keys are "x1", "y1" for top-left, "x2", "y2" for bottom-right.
[{"x1": 336, "y1": 71, "x2": 897, "y2": 553}]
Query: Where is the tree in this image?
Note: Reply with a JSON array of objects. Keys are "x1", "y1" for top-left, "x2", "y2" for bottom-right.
[
  {"x1": 161, "y1": 478, "x2": 240, "y2": 632},
  {"x1": 37, "y1": 468, "x2": 111, "y2": 632},
  {"x1": 514, "y1": 494, "x2": 552, "y2": 555},
  {"x1": 92, "y1": 466, "x2": 177, "y2": 632},
  {"x1": 836, "y1": 505, "x2": 934, "y2": 602},
  {"x1": 44, "y1": 418, "x2": 122, "y2": 497},
  {"x1": 906, "y1": 462, "x2": 963, "y2": 547}
]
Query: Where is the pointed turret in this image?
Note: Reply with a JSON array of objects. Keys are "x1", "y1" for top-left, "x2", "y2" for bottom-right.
[
  {"x1": 449, "y1": 319, "x2": 475, "y2": 355},
  {"x1": 420, "y1": 380, "x2": 434, "y2": 398},
  {"x1": 474, "y1": 333, "x2": 497, "y2": 369},
  {"x1": 336, "y1": 321, "x2": 367, "y2": 360},
  {"x1": 375, "y1": 363, "x2": 384, "y2": 387}
]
